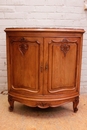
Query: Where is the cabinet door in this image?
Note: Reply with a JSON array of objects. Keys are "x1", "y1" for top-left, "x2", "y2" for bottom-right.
[
  {"x1": 9, "y1": 37, "x2": 43, "y2": 95},
  {"x1": 44, "y1": 38, "x2": 80, "y2": 94}
]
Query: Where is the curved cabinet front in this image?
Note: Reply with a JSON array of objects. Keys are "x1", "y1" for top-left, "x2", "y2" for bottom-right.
[{"x1": 5, "y1": 28, "x2": 84, "y2": 112}]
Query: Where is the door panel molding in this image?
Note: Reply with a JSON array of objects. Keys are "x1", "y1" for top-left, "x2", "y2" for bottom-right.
[
  {"x1": 45, "y1": 38, "x2": 79, "y2": 94},
  {"x1": 10, "y1": 37, "x2": 43, "y2": 95}
]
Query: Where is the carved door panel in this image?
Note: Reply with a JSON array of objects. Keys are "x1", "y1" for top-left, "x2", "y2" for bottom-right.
[
  {"x1": 44, "y1": 38, "x2": 80, "y2": 94},
  {"x1": 9, "y1": 37, "x2": 43, "y2": 95}
]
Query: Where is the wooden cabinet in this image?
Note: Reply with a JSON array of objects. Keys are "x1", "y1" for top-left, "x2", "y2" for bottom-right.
[{"x1": 5, "y1": 28, "x2": 84, "y2": 112}]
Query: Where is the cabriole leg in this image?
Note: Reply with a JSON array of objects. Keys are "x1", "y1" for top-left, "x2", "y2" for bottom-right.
[
  {"x1": 73, "y1": 96, "x2": 79, "y2": 113},
  {"x1": 8, "y1": 95, "x2": 14, "y2": 112}
]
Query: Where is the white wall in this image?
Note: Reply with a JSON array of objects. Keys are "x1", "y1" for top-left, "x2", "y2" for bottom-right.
[{"x1": 0, "y1": 0, "x2": 87, "y2": 93}]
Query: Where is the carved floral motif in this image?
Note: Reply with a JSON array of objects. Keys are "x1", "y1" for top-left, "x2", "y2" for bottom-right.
[
  {"x1": 19, "y1": 43, "x2": 28, "y2": 55},
  {"x1": 60, "y1": 43, "x2": 70, "y2": 57},
  {"x1": 49, "y1": 38, "x2": 78, "y2": 57},
  {"x1": 36, "y1": 102, "x2": 50, "y2": 108},
  {"x1": 10, "y1": 37, "x2": 40, "y2": 56}
]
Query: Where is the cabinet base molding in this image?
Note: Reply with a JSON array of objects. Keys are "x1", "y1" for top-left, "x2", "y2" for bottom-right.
[{"x1": 8, "y1": 94, "x2": 79, "y2": 112}]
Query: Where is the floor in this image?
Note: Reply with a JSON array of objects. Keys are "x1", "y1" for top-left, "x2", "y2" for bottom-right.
[{"x1": 0, "y1": 93, "x2": 87, "y2": 130}]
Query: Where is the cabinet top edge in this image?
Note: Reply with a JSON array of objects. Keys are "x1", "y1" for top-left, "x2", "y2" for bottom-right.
[{"x1": 4, "y1": 27, "x2": 85, "y2": 33}]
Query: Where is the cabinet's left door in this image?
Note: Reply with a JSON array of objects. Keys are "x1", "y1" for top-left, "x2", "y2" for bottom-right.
[{"x1": 8, "y1": 37, "x2": 43, "y2": 96}]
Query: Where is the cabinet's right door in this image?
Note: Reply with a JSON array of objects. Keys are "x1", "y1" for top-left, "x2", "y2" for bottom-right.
[{"x1": 44, "y1": 37, "x2": 81, "y2": 94}]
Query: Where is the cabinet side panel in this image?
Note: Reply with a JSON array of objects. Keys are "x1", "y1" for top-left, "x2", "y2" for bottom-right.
[{"x1": 6, "y1": 34, "x2": 11, "y2": 91}]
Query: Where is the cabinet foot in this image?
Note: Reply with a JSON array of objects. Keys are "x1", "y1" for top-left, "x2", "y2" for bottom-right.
[
  {"x1": 8, "y1": 95, "x2": 14, "y2": 112},
  {"x1": 9, "y1": 106, "x2": 14, "y2": 112},
  {"x1": 73, "y1": 96, "x2": 79, "y2": 113}
]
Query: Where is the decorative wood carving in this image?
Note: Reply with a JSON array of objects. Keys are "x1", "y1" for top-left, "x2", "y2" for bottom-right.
[
  {"x1": 36, "y1": 102, "x2": 50, "y2": 108},
  {"x1": 61, "y1": 38, "x2": 69, "y2": 43},
  {"x1": 11, "y1": 37, "x2": 28, "y2": 43},
  {"x1": 49, "y1": 38, "x2": 77, "y2": 44},
  {"x1": 10, "y1": 37, "x2": 40, "y2": 55},
  {"x1": 19, "y1": 43, "x2": 28, "y2": 55},
  {"x1": 73, "y1": 96, "x2": 79, "y2": 113},
  {"x1": 60, "y1": 43, "x2": 70, "y2": 57},
  {"x1": 10, "y1": 37, "x2": 40, "y2": 44},
  {"x1": 49, "y1": 38, "x2": 77, "y2": 56}
]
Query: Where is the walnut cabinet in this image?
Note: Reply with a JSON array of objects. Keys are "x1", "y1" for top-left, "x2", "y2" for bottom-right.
[{"x1": 5, "y1": 28, "x2": 84, "y2": 112}]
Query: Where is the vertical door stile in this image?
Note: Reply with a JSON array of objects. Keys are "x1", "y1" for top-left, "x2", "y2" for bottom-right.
[
  {"x1": 43, "y1": 38, "x2": 48, "y2": 95},
  {"x1": 39, "y1": 37, "x2": 44, "y2": 95}
]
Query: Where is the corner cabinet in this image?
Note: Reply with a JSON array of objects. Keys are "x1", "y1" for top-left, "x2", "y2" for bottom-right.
[{"x1": 5, "y1": 28, "x2": 84, "y2": 112}]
